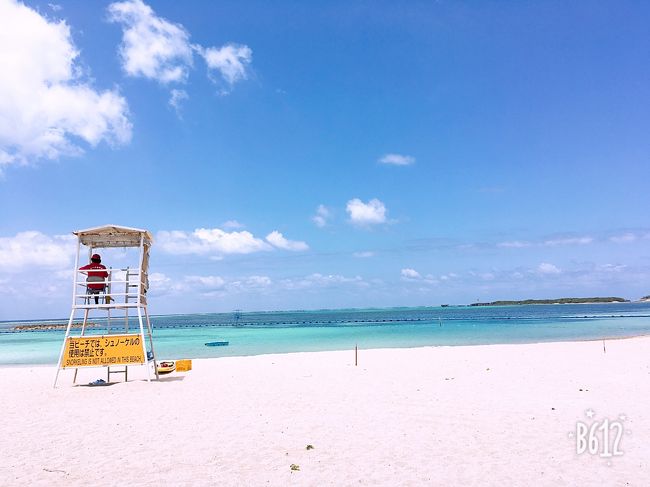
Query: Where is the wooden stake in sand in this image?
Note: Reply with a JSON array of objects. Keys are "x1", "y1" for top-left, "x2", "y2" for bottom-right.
[
  {"x1": 355, "y1": 344, "x2": 358, "y2": 366},
  {"x1": 603, "y1": 340, "x2": 606, "y2": 354}
]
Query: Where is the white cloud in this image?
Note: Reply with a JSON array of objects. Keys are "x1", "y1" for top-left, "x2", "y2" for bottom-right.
[
  {"x1": 439, "y1": 273, "x2": 458, "y2": 281},
  {"x1": 188, "y1": 228, "x2": 270, "y2": 254},
  {"x1": 0, "y1": 231, "x2": 75, "y2": 272},
  {"x1": 265, "y1": 231, "x2": 309, "y2": 251},
  {"x1": 243, "y1": 275, "x2": 272, "y2": 287},
  {"x1": 280, "y1": 273, "x2": 365, "y2": 291},
  {"x1": 157, "y1": 227, "x2": 308, "y2": 256},
  {"x1": 108, "y1": 0, "x2": 252, "y2": 98},
  {"x1": 346, "y1": 198, "x2": 387, "y2": 226},
  {"x1": 182, "y1": 274, "x2": 275, "y2": 296},
  {"x1": 185, "y1": 275, "x2": 226, "y2": 289},
  {"x1": 597, "y1": 263, "x2": 627, "y2": 272},
  {"x1": 149, "y1": 272, "x2": 170, "y2": 285},
  {"x1": 222, "y1": 220, "x2": 245, "y2": 230},
  {"x1": 609, "y1": 233, "x2": 636, "y2": 244},
  {"x1": 537, "y1": 262, "x2": 561, "y2": 275},
  {"x1": 543, "y1": 237, "x2": 593, "y2": 246},
  {"x1": 148, "y1": 272, "x2": 274, "y2": 296},
  {"x1": 149, "y1": 272, "x2": 227, "y2": 296},
  {"x1": 312, "y1": 204, "x2": 331, "y2": 228},
  {"x1": 378, "y1": 153, "x2": 415, "y2": 166},
  {"x1": 0, "y1": 0, "x2": 131, "y2": 168},
  {"x1": 108, "y1": 0, "x2": 193, "y2": 84},
  {"x1": 307, "y1": 273, "x2": 363, "y2": 285},
  {"x1": 171, "y1": 272, "x2": 368, "y2": 296},
  {"x1": 400, "y1": 267, "x2": 440, "y2": 285},
  {"x1": 168, "y1": 88, "x2": 188, "y2": 111},
  {"x1": 157, "y1": 228, "x2": 272, "y2": 256},
  {"x1": 146, "y1": 271, "x2": 186, "y2": 295},
  {"x1": 199, "y1": 43, "x2": 252, "y2": 91},
  {"x1": 228, "y1": 275, "x2": 273, "y2": 292},
  {"x1": 401, "y1": 268, "x2": 421, "y2": 279}
]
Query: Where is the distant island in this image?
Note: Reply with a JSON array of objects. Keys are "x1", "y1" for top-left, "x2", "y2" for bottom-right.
[
  {"x1": 640, "y1": 295, "x2": 650, "y2": 302},
  {"x1": 470, "y1": 297, "x2": 629, "y2": 306}
]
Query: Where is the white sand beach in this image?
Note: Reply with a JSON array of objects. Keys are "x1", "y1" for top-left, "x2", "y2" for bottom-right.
[{"x1": 1, "y1": 337, "x2": 649, "y2": 486}]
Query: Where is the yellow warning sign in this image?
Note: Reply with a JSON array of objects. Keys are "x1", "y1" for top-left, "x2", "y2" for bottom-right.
[{"x1": 62, "y1": 334, "x2": 145, "y2": 368}]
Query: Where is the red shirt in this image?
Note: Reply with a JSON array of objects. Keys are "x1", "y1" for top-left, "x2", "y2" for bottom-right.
[{"x1": 80, "y1": 263, "x2": 108, "y2": 289}]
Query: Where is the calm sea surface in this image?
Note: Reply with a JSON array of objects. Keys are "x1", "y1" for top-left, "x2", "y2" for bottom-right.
[{"x1": 1, "y1": 303, "x2": 650, "y2": 365}]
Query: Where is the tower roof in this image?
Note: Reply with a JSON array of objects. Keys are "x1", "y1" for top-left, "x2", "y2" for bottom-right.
[{"x1": 73, "y1": 224, "x2": 153, "y2": 248}]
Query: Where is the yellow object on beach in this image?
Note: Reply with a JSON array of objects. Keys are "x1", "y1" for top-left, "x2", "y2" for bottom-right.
[
  {"x1": 176, "y1": 359, "x2": 192, "y2": 372},
  {"x1": 157, "y1": 361, "x2": 175, "y2": 374}
]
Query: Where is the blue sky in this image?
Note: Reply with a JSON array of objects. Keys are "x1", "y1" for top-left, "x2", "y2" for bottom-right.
[{"x1": 1, "y1": 0, "x2": 649, "y2": 320}]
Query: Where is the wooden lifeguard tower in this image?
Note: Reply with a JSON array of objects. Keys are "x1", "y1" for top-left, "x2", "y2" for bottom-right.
[{"x1": 54, "y1": 225, "x2": 159, "y2": 387}]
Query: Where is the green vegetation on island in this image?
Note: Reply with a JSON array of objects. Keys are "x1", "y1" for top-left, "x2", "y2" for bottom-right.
[{"x1": 470, "y1": 297, "x2": 629, "y2": 307}]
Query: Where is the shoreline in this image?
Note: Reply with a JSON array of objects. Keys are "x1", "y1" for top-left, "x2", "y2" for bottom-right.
[
  {"x1": 2, "y1": 332, "x2": 650, "y2": 369},
  {"x1": 3, "y1": 332, "x2": 650, "y2": 369}
]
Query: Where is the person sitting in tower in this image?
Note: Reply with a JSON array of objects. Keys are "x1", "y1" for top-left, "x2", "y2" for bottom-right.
[{"x1": 80, "y1": 253, "x2": 109, "y2": 304}]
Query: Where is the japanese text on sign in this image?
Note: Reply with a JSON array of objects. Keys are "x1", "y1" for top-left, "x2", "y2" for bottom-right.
[{"x1": 62, "y1": 334, "x2": 144, "y2": 368}]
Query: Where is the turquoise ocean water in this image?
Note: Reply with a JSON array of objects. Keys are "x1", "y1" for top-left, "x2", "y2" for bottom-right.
[{"x1": 1, "y1": 303, "x2": 650, "y2": 365}]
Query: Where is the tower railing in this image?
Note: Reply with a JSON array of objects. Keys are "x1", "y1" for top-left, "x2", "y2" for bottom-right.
[{"x1": 74, "y1": 267, "x2": 147, "y2": 309}]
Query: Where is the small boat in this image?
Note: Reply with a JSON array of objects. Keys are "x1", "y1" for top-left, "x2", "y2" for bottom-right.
[
  {"x1": 205, "y1": 341, "x2": 229, "y2": 347},
  {"x1": 157, "y1": 361, "x2": 175, "y2": 374}
]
